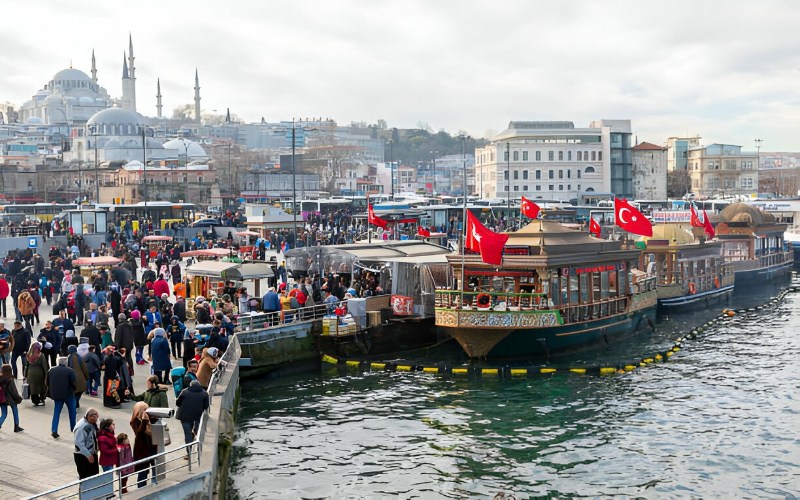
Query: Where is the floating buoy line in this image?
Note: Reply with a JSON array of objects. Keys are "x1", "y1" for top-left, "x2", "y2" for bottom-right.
[{"x1": 321, "y1": 284, "x2": 800, "y2": 379}]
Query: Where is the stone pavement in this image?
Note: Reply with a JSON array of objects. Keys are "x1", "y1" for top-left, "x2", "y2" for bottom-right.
[{"x1": 0, "y1": 299, "x2": 184, "y2": 498}]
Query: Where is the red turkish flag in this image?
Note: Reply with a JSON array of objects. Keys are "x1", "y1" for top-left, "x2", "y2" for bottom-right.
[
  {"x1": 614, "y1": 198, "x2": 652, "y2": 237},
  {"x1": 368, "y1": 203, "x2": 388, "y2": 229},
  {"x1": 417, "y1": 226, "x2": 431, "y2": 237},
  {"x1": 466, "y1": 211, "x2": 509, "y2": 265},
  {"x1": 589, "y1": 217, "x2": 602, "y2": 238},
  {"x1": 690, "y1": 205, "x2": 704, "y2": 228},
  {"x1": 520, "y1": 196, "x2": 540, "y2": 219},
  {"x1": 702, "y1": 209, "x2": 715, "y2": 239}
]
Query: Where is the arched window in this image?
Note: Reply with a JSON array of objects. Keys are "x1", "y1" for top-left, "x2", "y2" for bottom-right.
[
  {"x1": 585, "y1": 166, "x2": 595, "y2": 173},
  {"x1": 586, "y1": 187, "x2": 595, "y2": 192}
]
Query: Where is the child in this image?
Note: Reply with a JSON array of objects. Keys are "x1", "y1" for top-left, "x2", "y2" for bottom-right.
[
  {"x1": 117, "y1": 433, "x2": 134, "y2": 493},
  {"x1": 84, "y1": 345, "x2": 102, "y2": 397},
  {"x1": 97, "y1": 418, "x2": 118, "y2": 472}
]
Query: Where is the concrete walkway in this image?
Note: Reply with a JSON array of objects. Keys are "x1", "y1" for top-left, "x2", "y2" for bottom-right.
[{"x1": 0, "y1": 300, "x2": 183, "y2": 497}]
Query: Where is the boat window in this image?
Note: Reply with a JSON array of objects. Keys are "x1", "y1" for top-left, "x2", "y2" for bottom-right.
[
  {"x1": 600, "y1": 271, "x2": 609, "y2": 299},
  {"x1": 579, "y1": 274, "x2": 589, "y2": 304}
]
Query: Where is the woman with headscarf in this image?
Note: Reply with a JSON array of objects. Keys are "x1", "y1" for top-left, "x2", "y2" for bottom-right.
[
  {"x1": 130, "y1": 401, "x2": 157, "y2": 489},
  {"x1": 101, "y1": 346, "x2": 123, "y2": 409},
  {"x1": 66, "y1": 345, "x2": 88, "y2": 408},
  {"x1": 25, "y1": 342, "x2": 49, "y2": 406}
]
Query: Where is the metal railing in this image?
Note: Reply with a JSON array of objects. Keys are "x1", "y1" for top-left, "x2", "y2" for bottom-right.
[
  {"x1": 235, "y1": 300, "x2": 351, "y2": 330},
  {"x1": 27, "y1": 336, "x2": 241, "y2": 499}
]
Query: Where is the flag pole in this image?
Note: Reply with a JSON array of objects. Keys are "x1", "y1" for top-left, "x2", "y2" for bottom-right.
[
  {"x1": 367, "y1": 194, "x2": 372, "y2": 244},
  {"x1": 460, "y1": 134, "x2": 467, "y2": 307}
]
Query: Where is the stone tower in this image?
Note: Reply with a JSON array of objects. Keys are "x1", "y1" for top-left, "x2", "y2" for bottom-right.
[
  {"x1": 194, "y1": 69, "x2": 201, "y2": 124},
  {"x1": 156, "y1": 78, "x2": 163, "y2": 118}
]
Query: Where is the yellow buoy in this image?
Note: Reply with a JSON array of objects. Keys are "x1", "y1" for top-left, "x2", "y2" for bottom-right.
[
  {"x1": 370, "y1": 362, "x2": 386, "y2": 370},
  {"x1": 321, "y1": 355, "x2": 338, "y2": 365},
  {"x1": 510, "y1": 368, "x2": 528, "y2": 377},
  {"x1": 422, "y1": 367, "x2": 439, "y2": 374},
  {"x1": 540, "y1": 368, "x2": 557, "y2": 374},
  {"x1": 452, "y1": 368, "x2": 468, "y2": 375}
]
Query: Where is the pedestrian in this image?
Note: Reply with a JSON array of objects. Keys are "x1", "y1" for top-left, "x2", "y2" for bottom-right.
[
  {"x1": 113, "y1": 313, "x2": 135, "y2": 373},
  {"x1": 167, "y1": 316, "x2": 185, "y2": 360},
  {"x1": 150, "y1": 328, "x2": 171, "y2": 384},
  {"x1": 101, "y1": 346, "x2": 123, "y2": 409},
  {"x1": 25, "y1": 341, "x2": 49, "y2": 406},
  {"x1": 196, "y1": 347, "x2": 219, "y2": 389},
  {"x1": 38, "y1": 320, "x2": 58, "y2": 367},
  {"x1": 17, "y1": 287, "x2": 36, "y2": 333},
  {"x1": 0, "y1": 274, "x2": 9, "y2": 318},
  {"x1": 131, "y1": 375, "x2": 169, "y2": 408},
  {"x1": 73, "y1": 407, "x2": 100, "y2": 479},
  {"x1": 0, "y1": 364, "x2": 24, "y2": 432},
  {"x1": 130, "y1": 402, "x2": 157, "y2": 488},
  {"x1": 0, "y1": 321, "x2": 12, "y2": 364},
  {"x1": 47, "y1": 356, "x2": 77, "y2": 439},
  {"x1": 117, "y1": 433, "x2": 134, "y2": 493},
  {"x1": 175, "y1": 379, "x2": 208, "y2": 453},
  {"x1": 130, "y1": 310, "x2": 147, "y2": 365},
  {"x1": 99, "y1": 324, "x2": 113, "y2": 350},
  {"x1": 66, "y1": 345, "x2": 89, "y2": 409},
  {"x1": 97, "y1": 418, "x2": 119, "y2": 472},
  {"x1": 10, "y1": 320, "x2": 30, "y2": 379},
  {"x1": 83, "y1": 345, "x2": 102, "y2": 397}
]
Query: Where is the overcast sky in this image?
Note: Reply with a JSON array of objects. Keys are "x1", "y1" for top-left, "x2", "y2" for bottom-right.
[{"x1": 2, "y1": 0, "x2": 799, "y2": 150}]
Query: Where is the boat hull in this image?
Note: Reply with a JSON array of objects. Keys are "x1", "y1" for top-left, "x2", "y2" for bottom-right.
[
  {"x1": 439, "y1": 304, "x2": 657, "y2": 358},
  {"x1": 317, "y1": 316, "x2": 442, "y2": 358},
  {"x1": 657, "y1": 284, "x2": 734, "y2": 310},
  {"x1": 732, "y1": 259, "x2": 793, "y2": 285}
]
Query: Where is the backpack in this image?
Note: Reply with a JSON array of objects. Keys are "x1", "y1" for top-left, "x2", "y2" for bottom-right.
[
  {"x1": 170, "y1": 366, "x2": 187, "y2": 398},
  {"x1": 0, "y1": 382, "x2": 6, "y2": 404}
]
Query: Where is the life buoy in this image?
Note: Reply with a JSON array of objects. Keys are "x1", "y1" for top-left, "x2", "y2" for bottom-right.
[
  {"x1": 714, "y1": 276, "x2": 720, "y2": 288},
  {"x1": 688, "y1": 282, "x2": 697, "y2": 294},
  {"x1": 476, "y1": 293, "x2": 492, "y2": 308}
]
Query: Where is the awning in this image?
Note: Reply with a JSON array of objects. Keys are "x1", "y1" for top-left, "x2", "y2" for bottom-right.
[
  {"x1": 222, "y1": 263, "x2": 274, "y2": 280},
  {"x1": 181, "y1": 248, "x2": 236, "y2": 258},
  {"x1": 235, "y1": 231, "x2": 260, "y2": 237},
  {"x1": 186, "y1": 261, "x2": 239, "y2": 278},
  {"x1": 142, "y1": 236, "x2": 173, "y2": 242},
  {"x1": 73, "y1": 256, "x2": 122, "y2": 266}
]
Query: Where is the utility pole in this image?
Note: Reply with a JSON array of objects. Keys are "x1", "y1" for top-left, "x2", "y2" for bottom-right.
[
  {"x1": 506, "y1": 141, "x2": 511, "y2": 221},
  {"x1": 292, "y1": 119, "x2": 298, "y2": 249}
]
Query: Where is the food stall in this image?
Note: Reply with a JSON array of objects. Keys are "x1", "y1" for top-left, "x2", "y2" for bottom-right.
[
  {"x1": 185, "y1": 260, "x2": 275, "y2": 319},
  {"x1": 141, "y1": 235, "x2": 174, "y2": 258},
  {"x1": 72, "y1": 256, "x2": 123, "y2": 280}
]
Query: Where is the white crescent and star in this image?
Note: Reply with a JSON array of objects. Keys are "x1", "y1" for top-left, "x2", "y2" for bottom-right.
[
  {"x1": 618, "y1": 207, "x2": 632, "y2": 224},
  {"x1": 471, "y1": 226, "x2": 482, "y2": 242}
]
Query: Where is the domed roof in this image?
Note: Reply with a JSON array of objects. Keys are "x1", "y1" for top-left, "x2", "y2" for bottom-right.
[
  {"x1": 163, "y1": 138, "x2": 207, "y2": 158},
  {"x1": 52, "y1": 68, "x2": 91, "y2": 82},
  {"x1": 44, "y1": 94, "x2": 63, "y2": 104},
  {"x1": 640, "y1": 224, "x2": 695, "y2": 245},
  {"x1": 87, "y1": 108, "x2": 144, "y2": 127},
  {"x1": 718, "y1": 203, "x2": 774, "y2": 226}
]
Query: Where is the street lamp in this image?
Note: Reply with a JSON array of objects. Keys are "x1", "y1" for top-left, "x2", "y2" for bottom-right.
[
  {"x1": 754, "y1": 138, "x2": 765, "y2": 195},
  {"x1": 387, "y1": 139, "x2": 394, "y2": 198},
  {"x1": 91, "y1": 125, "x2": 100, "y2": 203},
  {"x1": 506, "y1": 141, "x2": 511, "y2": 218},
  {"x1": 292, "y1": 119, "x2": 298, "y2": 249},
  {"x1": 430, "y1": 150, "x2": 438, "y2": 196}
]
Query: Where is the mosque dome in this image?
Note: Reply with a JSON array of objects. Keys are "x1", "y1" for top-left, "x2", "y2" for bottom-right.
[
  {"x1": 87, "y1": 108, "x2": 145, "y2": 136},
  {"x1": 52, "y1": 68, "x2": 92, "y2": 83},
  {"x1": 163, "y1": 138, "x2": 208, "y2": 159}
]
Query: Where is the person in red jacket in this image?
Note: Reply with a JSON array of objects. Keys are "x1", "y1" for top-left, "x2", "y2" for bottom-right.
[
  {"x1": 97, "y1": 418, "x2": 119, "y2": 472},
  {"x1": 0, "y1": 275, "x2": 9, "y2": 318}
]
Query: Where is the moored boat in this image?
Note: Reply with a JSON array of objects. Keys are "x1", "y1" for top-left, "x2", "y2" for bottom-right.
[
  {"x1": 638, "y1": 225, "x2": 734, "y2": 310},
  {"x1": 715, "y1": 203, "x2": 793, "y2": 284},
  {"x1": 434, "y1": 220, "x2": 657, "y2": 358}
]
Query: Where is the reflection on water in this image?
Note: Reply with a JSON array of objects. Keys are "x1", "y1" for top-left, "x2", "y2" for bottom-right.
[{"x1": 230, "y1": 281, "x2": 800, "y2": 498}]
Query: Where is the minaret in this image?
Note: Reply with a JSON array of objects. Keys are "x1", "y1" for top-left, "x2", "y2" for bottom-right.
[
  {"x1": 194, "y1": 69, "x2": 201, "y2": 124},
  {"x1": 121, "y1": 52, "x2": 135, "y2": 111},
  {"x1": 225, "y1": 108, "x2": 231, "y2": 123},
  {"x1": 91, "y1": 49, "x2": 97, "y2": 83},
  {"x1": 156, "y1": 78, "x2": 163, "y2": 118},
  {"x1": 126, "y1": 34, "x2": 137, "y2": 111}
]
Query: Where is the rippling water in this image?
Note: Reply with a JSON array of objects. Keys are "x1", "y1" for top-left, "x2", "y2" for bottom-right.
[{"x1": 230, "y1": 283, "x2": 800, "y2": 498}]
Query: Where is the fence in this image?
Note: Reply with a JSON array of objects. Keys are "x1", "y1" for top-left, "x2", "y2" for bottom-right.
[{"x1": 27, "y1": 336, "x2": 241, "y2": 499}]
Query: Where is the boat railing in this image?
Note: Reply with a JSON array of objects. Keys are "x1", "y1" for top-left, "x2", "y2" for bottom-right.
[
  {"x1": 434, "y1": 289, "x2": 551, "y2": 311},
  {"x1": 236, "y1": 300, "x2": 349, "y2": 330}
]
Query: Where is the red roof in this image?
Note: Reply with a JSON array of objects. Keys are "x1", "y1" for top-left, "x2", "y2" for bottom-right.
[{"x1": 633, "y1": 142, "x2": 666, "y2": 151}]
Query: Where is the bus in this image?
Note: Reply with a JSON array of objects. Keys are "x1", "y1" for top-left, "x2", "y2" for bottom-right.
[{"x1": 0, "y1": 203, "x2": 78, "y2": 222}]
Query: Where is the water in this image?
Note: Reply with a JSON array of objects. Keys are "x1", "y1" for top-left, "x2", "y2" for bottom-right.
[{"x1": 230, "y1": 282, "x2": 800, "y2": 498}]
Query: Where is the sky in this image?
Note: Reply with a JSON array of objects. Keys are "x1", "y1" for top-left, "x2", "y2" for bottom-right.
[{"x1": 2, "y1": 0, "x2": 800, "y2": 150}]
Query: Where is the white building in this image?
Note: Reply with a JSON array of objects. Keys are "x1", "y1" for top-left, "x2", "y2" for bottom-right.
[
  {"x1": 474, "y1": 120, "x2": 631, "y2": 202},
  {"x1": 632, "y1": 142, "x2": 667, "y2": 200},
  {"x1": 688, "y1": 143, "x2": 758, "y2": 198}
]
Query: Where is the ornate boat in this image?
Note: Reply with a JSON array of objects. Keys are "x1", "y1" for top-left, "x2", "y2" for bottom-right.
[
  {"x1": 714, "y1": 203, "x2": 793, "y2": 284},
  {"x1": 638, "y1": 225, "x2": 734, "y2": 310},
  {"x1": 434, "y1": 220, "x2": 657, "y2": 358}
]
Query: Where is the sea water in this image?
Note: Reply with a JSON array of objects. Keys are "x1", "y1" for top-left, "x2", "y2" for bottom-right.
[{"x1": 230, "y1": 283, "x2": 800, "y2": 498}]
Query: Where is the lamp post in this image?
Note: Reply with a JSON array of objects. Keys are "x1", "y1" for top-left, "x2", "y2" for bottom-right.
[
  {"x1": 430, "y1": 150, "x2": 438, "y2": 195},
  {"x1": 388, "y1": 139, "x2": 394, "y2": 198},
  {"x1": 506, "y1": 141, "x2": 511, "y2": 219},
  {"x1": 754, "y1": 138, "x2": 765, "y2": 196},
  {"x1": 292, "y1": 119, "x2": 298, "y2": 249},
  {"x1": 77, "y1": 161, "x2": 83, "y2": 204},
  {"x1": 141, "y1": 126, "x2": 147, "y2": 208},
  {"x1": 91, "y1": 125, "x2": 99, "y2": 203}
]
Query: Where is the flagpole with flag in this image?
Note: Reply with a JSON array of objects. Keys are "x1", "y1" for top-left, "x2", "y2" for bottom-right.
[
  {"x1": 460, "y1": 137, "x2": 467, "y2": 307},
  {"x1": 367, "y1": 194, "x2": 372, "y2": 244}
]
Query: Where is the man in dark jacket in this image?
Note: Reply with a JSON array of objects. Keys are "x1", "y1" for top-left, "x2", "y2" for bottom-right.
[
  {"x1": 47, "y1": 357, "x2": 77, "y2": 439},
  {"x1": 38, "y1": 321, "x2": 58, "y2": 367},
  {"x1": 108, "y1": 287, "x2": 122, "y2": 328},
  {"x1": 113, "y1": 314, "x2": 135, "y2": 371},
  {"x1": 176, "y1": 380, "x2": 209, "y2": 448},
  {"x1": 10, "y1": 320, "x2": 30, "y2": 378},
  {"x1": 173, "y1": 296, "x2": 186, "y2": 323},
  {"x1": 81, "y1": 322, "x2": 101, "y2": 352}
]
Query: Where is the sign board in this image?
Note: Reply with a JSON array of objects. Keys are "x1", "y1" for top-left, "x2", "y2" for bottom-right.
[
  {"x1": 28, "y1": 237, "x2": 37, "y2": 249},
  {"x1": 390, "y1": 295, "x2": 414, "y2": 316},
  {"x1": 652, "y1": 211, "x2": 691, "y2": 223}
]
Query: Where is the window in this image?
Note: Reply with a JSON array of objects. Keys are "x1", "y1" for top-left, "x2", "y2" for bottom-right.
[
  {"x1": 568, "y1": 151, "x2": 572, "y2": 161},
  {"x1": 577, "y1": 170, "x2": 581, "y2": 179},
  {"x1": 513, "y1": 170, "x2": 519, "y2": 180},
  {"x1": 585, "y1": 166, "x2": 595, "y2": 173},
  {"x1": 504, "y1": 185, "x2": 508, "y2": 191},
  {"x1": 567, "y1": 169, "x2": 571, "y2": 179},
  {"x1": 558, "y1": 151, "x2": 564, "y2": 161},
  {"x1": 548, "y1": 151, "x2": 554, "y2": 161},
  {"x1": 504, "y1": 170, "x2": 509, "y2": 180},
  {"x1": 514, "y1": 185, "x2": 519, "y2": 191},
  {"x1": 741, "y1": 177, "x2": 754, "y2": 188},
  {"x1": 586, "y1": 187, "x2": 595, "y2": 192},
  {"x1": 548, "y1": 185, "x2": 554, "y2": 191},
  {"x1": 742, "y1": 160, "x2": 754, "y2": 169},
  {"x1": 559, "y1": 185, "x2": 563, "y2": 190},
  {"x1": 504, "y1": 151, "x2": 509, "y2": 161},
  {"x1": 591, "y1": 151, "x2": 596, "y2": 161},
  {"x1": 549, "y1": 170, "x2": 554, "y2": 179},
  {"x1": 725, "y1": 160, "x2": 737, "y2": 170},
  {"x1": 567, "y1": 184, "x2": 571, "y2": 190},
  {"x1": 577, "y1": 184, "x2": 581, "y2": 190},
  {"x1": 535, "y1": 151, "x2": 541, "y2": 161},
  {"x1": 724, "y1": 178, "x2": 737, "y2": 188},
  {"x1": 577, "y1": 151, "x2": 582, "y2": 161},
  {"x1": 513, "y1": 151, "x2": 519, "y2": 161},
  {"x1": 523, "y1": 185, "x2": 528, "y2": 191},
  {"x1": 536, "y1": 185, "x2": 541, "y2": 191},
  {"x1": 523, "y1": 151, "x2": 528, "y2": 161},
  {"x1": 558, "y1": 170, "x2": 563, "y2": 179},
  {"x1": 535, "y1": 170, "x2": 541, "y2": 179},
  {"x1": 598, "y1": 152, "x2": 603, "y2": 161},
  {"x1": 523, "y1": 170, "x2": 528, "y2": 180}
]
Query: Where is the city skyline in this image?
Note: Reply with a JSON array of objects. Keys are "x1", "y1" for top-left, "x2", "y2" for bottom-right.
[{"x1": 2, "y1": 0, "x2": 799, "y2": 149}]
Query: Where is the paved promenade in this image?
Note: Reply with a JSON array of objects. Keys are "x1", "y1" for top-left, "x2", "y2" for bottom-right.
[{"x1": 0, "y1": 300, "x2": 183, "y2": 498}]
